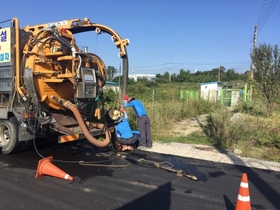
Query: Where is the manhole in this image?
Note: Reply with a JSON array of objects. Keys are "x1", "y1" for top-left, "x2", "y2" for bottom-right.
[{"x1": 194, "y1": 146, "x2": 215, "y2": 151}]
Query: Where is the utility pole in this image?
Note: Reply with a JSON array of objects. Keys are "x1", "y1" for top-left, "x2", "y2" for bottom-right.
[
  {"x1": 250, "y1": 25, "x2": 258, "y2": 80},
  {"x1": 118, "y1": 63, "x2": 121, "y2": 106},
  {"x1": 168, "y1": 62, "x2": 172, "y2": 82},
  {"x1": 218, "y1": 66, "x2": 220, "y2": 81},
  {"x1": 249, "y1": 25, "x2": 258, "y2": 99},
  {"x1": 118, "y1": 63, "x2": 121, "y2": 84}
]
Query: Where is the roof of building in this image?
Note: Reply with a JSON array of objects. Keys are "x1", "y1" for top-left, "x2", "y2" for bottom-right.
[
  {"x1": 200, "y1": 81, "x2": 224, "y2": 85},
  {"x1": 106, "y1": 81, "x2": 119, "y2": 86},
  {"x1": 128, "y1": 74, "x2": 156, "y2": 77}
]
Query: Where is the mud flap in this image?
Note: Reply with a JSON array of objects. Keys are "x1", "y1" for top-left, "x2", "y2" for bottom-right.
[
  {"x1": 58, "y1": 134, "x2": 79, "y2": 143},
  {"x1": 58, "y1": 129, "x2": 104, "y2": 143}
]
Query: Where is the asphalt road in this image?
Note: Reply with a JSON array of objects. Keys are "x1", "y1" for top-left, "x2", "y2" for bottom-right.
[{"x1": 0, "y1": 139, "x2": 280, "y2": 210}]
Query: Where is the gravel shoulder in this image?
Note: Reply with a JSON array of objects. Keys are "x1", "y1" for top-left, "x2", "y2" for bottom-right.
[
  {"x1": 141, "y1": 142, "x2": 280, "y2": 172},
  {"x1": 140, "y1": 114, "x2": 280, "y2": 172}
]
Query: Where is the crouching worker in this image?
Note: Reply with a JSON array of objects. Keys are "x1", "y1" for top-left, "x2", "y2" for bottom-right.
[{"x1": 107, "y1": 109, "x2": 139, "y2": 151}]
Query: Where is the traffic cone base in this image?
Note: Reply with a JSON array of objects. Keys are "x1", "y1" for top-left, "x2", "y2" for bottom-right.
[
  {"x1": 35, "y1": 156, "x2": 73, "y2": 181},
  {"x1": 235, "y1": 173, "x2": 251, "y2": 210}
]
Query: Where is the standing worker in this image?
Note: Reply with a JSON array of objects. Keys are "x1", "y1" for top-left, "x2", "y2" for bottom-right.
[{"x1": 123, "y1": 94, "x2": 153, "y2": 149}]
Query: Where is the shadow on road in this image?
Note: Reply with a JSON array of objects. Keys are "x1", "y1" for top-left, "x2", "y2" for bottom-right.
[{"x1": 115, "y1": 182, "x2": 171, "y2": 210}]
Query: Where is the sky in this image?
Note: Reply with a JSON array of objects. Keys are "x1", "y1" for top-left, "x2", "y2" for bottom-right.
[{"x1": 1, "y1": 0, "x2": 279, "y2": 75}]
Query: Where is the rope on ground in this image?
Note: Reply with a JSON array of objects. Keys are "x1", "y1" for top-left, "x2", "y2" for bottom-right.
[
  {"x1": 138, "y1": 158, "x2": 198, "y2": 181},
  {"x1": 78, "y1": 151, "x2": 133, "y2": 168}
]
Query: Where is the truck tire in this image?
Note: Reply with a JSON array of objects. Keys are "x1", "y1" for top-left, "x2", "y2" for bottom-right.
[{"x1": 0, "y1": 117, "x2": 22, "y2": 154}]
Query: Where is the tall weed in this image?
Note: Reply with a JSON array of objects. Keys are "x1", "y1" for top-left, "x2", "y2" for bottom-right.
[{"x1": 205, "y1": 109, "x2": 280, "y2": 159}]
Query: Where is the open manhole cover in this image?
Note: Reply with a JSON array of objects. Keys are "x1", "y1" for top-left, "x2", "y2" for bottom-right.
[{"x1": 194, "y1": 146, "x2": 215, "y2": 151}]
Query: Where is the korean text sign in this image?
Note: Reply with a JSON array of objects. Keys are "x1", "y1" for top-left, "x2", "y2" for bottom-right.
[{"x1": 0, "y1": 27, "x2": 11, "y2": 63}]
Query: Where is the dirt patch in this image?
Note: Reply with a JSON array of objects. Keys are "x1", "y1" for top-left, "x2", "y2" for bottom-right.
[{"x1": 173, "y1": 114, "x2": 209, "y2": 136}]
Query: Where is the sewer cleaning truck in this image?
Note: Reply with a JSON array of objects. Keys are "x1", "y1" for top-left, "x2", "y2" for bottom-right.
[{"x1": 0, "y1": 18, "x2": 129, "y2": 154}]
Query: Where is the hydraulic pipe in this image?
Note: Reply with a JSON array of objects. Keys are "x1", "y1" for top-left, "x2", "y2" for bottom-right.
[
  {"x1": 12, "y1": 18, "x2": 26, "y2": 100},
  {"x1": 53, "y1": 30, "x2": 77, "y2": 58},
  {"x1": 121, "y1": 55, "x2": 129, "y2": 109},
  {"x1": 54, "y1": 98, "x2": 110, "y2": 147}
]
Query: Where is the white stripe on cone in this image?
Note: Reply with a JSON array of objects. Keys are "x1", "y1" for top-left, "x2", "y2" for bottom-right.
[
  {"x1": 237, "y1": 195, "x2": 250, "y2": 202},
  {"x1": 240, "y1": 182, "x2": 249, "y2": 188},
  {"x1": 64, "y1": 174, "x2": 69, "y2": 180}
]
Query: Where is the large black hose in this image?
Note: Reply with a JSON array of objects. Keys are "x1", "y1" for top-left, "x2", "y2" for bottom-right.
[{"x1": 120, "y1": 54, "x2": 129, "y2": 109}]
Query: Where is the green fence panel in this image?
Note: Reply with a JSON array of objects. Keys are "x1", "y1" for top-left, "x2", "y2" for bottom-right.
[{"x1": 180, "y1": 90, "x2": 199, "y2": 100}]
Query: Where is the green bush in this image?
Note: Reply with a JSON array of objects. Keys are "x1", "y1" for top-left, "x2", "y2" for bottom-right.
[{"x1": 233, "y1": 100, "x2": 268, "y2": 117}]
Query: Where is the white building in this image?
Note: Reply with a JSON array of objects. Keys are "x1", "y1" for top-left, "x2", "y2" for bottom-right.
[
  {"x1": 200, "y1": 81, "x2": 223, "y2": 102},
  {"x1": 128, "y1": 74, "x2": 156, "y2": 82},
  {"x1": 104, "y1": 81, "x2": 120, "y2": 92}
]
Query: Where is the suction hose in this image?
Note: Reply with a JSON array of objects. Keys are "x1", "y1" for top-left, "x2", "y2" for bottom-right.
[
  {"x1": 51, "y1": 96, "x2": 110, "y2": 147},
  {"x1": 66, "y1": 101, "x2": 110, "y2": 147}
]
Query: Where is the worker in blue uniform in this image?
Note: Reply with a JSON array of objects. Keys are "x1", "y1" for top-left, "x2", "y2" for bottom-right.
[
  {"x1": 108, "y1": 109, "x2": 139, "y2": 151},
  {"x1": 123, "y1": 94, "x2": 153, "y2": 149}
]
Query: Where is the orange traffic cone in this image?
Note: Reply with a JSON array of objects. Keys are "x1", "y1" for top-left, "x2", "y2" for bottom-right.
[
  {"x1": 235, "y1": 173, "x2": 251, "y2": 210},
  {"x1": 35, "y1": 156, "x2": 73, "y2": 181}
]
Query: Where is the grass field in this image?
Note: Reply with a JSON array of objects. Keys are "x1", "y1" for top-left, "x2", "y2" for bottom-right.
[{"x1": 101, "y1": 83, "x2": 280, "y2": 162}]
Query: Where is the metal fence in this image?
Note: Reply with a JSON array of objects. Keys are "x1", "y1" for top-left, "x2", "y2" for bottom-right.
[{"x1": 179, "y1": 84, "x2": 250, "y2": 107}]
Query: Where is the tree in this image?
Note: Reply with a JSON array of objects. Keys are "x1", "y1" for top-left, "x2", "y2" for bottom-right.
[
  {"x1": 251, "y1": 44, "x2": 280, "y2": 117},
  {"x1": 106, "y1": 66, "x2": 117, "y2": 81},
  {"x1": 155, "y1": 72, "x2": 169, "y2": 83},
  {"x1": 225, "y1": 68, "x2": 237, "y2": 81},
  {"x1": 176, "y1": 69, "x2": 192, "y2": 82}
]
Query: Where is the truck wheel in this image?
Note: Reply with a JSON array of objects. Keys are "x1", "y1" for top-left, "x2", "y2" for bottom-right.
[{"x1": 0, "y1": 117, "x2": 22, "y2": 154}]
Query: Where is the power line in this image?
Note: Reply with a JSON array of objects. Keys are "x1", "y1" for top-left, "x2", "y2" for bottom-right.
[
  {"x1": 132, "y1": 61, "x2": 250, "y2": 71},
  {"x1": 131, "y1": 62, "x2": 251, "y2": 74},
  {"x1": 257, "y1": 0, "x2": 267, "y2": 24},
  {"x1": 0, "y1": 19, "x2": 12, "y2": 24},
  {"x1": 171, "y1": 61, "x2": 250, "y2": 65},
  {"x1": 257, "y1": 0, "x2": 278, "y2": 34},
  {"x1": 132, "y1": 63, "x2": 167, "y2": 68}
]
